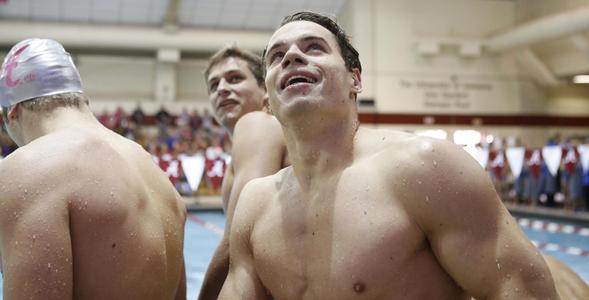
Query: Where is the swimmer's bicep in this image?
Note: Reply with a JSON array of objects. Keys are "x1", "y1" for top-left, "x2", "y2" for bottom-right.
[
  {"x1": 418, "y1": 156, "x2": 555, "y2": 297},
  {"x1": 405, "y1": 141, "x2": 511, "y2": 295}
]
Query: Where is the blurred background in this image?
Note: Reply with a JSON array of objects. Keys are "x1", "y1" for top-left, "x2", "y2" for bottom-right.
[{"x1": 1, "y1": 0, "x2": 589, "y2": 295}]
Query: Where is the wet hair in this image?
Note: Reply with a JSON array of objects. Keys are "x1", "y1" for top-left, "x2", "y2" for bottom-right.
[
  {"x1": 1, "y1": 92, "x2": 88, "y2": 129},
  {"x1": 204, "y1": 45, "x2": 265, "y2": 88},
  {"x1": 19, "y1": 92, "x2": 89, "y2": 112},
  {"x1": 264, "y1": 11, "x2": 362, "y2": 73}
]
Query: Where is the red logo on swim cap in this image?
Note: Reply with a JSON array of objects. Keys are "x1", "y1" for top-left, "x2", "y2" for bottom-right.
[{"x1": 4, "y1": 43, "x2": 31, "y2": 88}]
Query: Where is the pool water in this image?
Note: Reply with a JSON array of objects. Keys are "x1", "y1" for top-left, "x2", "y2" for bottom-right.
[{"x1": 1, "y1": 211, "x2": 587, "y2": 298}]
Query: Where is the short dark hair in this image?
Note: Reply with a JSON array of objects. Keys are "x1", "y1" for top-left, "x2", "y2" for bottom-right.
[
  {"x1": 19, "y1": 92, "x2": 88, "y2": 112},
  {"x1": 204, "y1": 45, "x2": 265, "y2": 88},
  {"x1": 264, "y1": 11, "x2": 361, "y2": 73},
  {"x1": 1, "y1": 92, "x2": 88, "y2": 120}
]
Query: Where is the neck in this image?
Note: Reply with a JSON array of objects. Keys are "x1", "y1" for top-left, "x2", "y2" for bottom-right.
[
  {"x1": 226, "y1": 125, "x2": 235, "y2": 138},
  {"x1": 20, "y1": 105, "x2": 100, "y2": 145},
  {"x1": 282, "y1": 107, "x2": 359, "y2": 192}
]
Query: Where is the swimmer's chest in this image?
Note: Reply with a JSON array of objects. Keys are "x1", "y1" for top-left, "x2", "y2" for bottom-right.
[{"x1": 250, "y1": 166, "x2": 426, "y2": 299}]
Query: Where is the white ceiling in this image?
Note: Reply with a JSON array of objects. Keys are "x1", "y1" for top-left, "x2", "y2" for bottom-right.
[
  {"x1": 3, "y1": 0, "x2": 589, "y2": 80},
  {"x1": 0, "y1": 0, "x2": 348, "y2": 30}
]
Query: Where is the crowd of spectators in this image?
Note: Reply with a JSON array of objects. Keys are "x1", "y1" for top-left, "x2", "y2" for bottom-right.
[
  {"x1": 97, "y1": 105, "x2": 231, "y2": 196},
  {"x1": 2, "y1": 109, "x2": 588, "y2": 210},
  {"x1": 479, "y1": 136, "x2": 589, "y2": 212},
  {"x1": 0, "y1": 105, "x2": 231, "y2": 196}
]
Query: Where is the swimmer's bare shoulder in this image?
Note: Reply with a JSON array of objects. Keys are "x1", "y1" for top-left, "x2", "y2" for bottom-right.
[
  {"x1": 219, "y1": 169, "x2": 286, "y2": 300},
  {"x1": 366, "y1": 129, "x2": 560, "y2": 299},
  {"x1": 0, "y1": 136, "x2": 81, "y2": 299},
  {"x1": 199, "y1": 111, "x2": 285, "y2": 300},
  {"x1": 225, "y1": 110, "x2": 286, "y2": 220},
  {"x1": 0, "y1": 129, "x2": 187, "y2": 299}
]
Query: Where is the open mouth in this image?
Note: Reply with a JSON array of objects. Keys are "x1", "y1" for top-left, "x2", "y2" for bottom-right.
[
  {"x1": 281, "y1": 72, "x2": 318, "y2": 90},
  {"x1": 217, "y1": 99, "x2": 239, "y2": 110}
]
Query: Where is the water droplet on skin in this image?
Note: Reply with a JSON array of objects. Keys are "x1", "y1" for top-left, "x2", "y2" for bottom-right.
[
  {"x1": 420, "y1": 161, "x2": 425, "y2": 166},
  {"x1": 433, "y1": 161, "x2": 438, "y2": 167},
  {"x1": 425, "y1": 196, "x2": 430, "y2": 202},
  {"x1": 47, "y1": 263, "x2": 51, "y2": 269},
  {"x1": 353, "y1": 282, "x2": 365, "y2": 293},
  {"x1": 417, "y1": 180, "x2": 422, "y2": 185}
]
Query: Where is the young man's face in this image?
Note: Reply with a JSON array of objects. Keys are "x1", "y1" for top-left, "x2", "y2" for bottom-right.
[
  {"x1": 207, "y1": 57, "x2": 266, "y2": 132},
  {"x1": 264, "y1": 20, "x2": 360, "y2": 119}
]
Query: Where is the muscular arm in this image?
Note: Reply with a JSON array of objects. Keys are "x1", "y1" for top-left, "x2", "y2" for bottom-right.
[
  {"x1": 175, "y1": 258, "x2": 187, "y2": 300},
  {"x1": 218, "y1": 181, "x2": 272, "y2": 300},
  {"x1": 199, "y1": 112, "x2": 285, "y2": 300},
  {"x1": 403, "y1": 139, "x2": 559, "y2": 300},
  {"x1": 0, "y1": 158, "x2": 73, "y2": 300}
]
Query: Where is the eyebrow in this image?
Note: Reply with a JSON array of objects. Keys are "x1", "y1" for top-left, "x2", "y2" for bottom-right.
[{"x1": 266, "y1": 35, "x2": 330, "y2": 59}]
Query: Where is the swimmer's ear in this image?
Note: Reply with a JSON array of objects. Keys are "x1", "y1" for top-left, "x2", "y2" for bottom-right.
[
  {"x1": 350, "y1": 68, "x2": 362, "y2": 93},
  {"x1": 263, "y1": 94, "x2": 272, "y2": 114},
  {"x1": 350, "y1": 68, "x2": 362, "y2": 99},
  {"x1": 7, "y1": 104, "x2": 20, "y2": 120}
]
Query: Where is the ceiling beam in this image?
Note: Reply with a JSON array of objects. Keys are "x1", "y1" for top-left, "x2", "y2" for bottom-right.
[
  {"x1": 517, "y1": 48, "x2": 560, "y2": 86},
  {"x1": 486, "y1": 4, "x2": 589, "y2": 52},
  {"x1": 0, "y1": 21, "x2": 271, "y2": 54},
  {"x1": 570, "y1": 34, "x2": 589, "y2": 62}
]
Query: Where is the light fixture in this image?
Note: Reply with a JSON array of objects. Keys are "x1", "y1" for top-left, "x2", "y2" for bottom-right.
[{"x1": 573, "y1": 75, "x2": 589, "y2": 84}]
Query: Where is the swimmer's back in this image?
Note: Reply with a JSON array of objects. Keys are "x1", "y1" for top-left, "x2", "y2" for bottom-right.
[{"x1": 0, "y1": 126, "x2": 186, "y2": 299}]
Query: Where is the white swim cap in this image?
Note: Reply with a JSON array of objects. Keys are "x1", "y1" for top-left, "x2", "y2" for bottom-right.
[{"x1": 0, "y1": 38, "x2": 83, "y2": 107}]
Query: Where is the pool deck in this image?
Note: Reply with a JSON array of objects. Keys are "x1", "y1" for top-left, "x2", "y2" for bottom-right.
[
  {"x1": 505, "y1": 203, "x2": 589, "y2": 224},
  {"x1": 184, "y1": 195, "x2": 223, "y2": 211}
]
